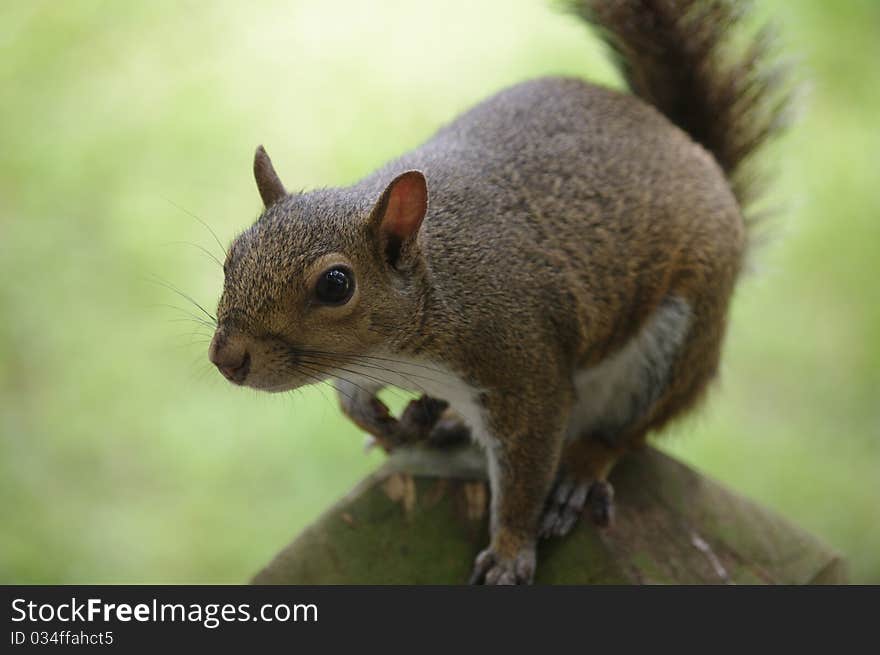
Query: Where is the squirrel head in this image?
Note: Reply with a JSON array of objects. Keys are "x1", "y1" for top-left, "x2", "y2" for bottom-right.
[{"x1": 209, "y1": 146, "x2": 430, "y2": 392}]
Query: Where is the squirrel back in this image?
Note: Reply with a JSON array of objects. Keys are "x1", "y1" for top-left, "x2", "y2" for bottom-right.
[
  {"x1": 311, "y1": 0, "x2": 791, "y2": 367},
  {"x1": 351, "y1": 77, "x2": 744, "y2": 366}
]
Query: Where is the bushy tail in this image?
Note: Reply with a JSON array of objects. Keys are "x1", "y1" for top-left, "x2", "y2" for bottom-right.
[{"x1": 569, "y1": 0, "x2": 794, "y2": 215}]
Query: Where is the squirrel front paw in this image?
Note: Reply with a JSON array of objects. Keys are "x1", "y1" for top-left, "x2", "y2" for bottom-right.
[
  {"x1": 395, "y1": 395, "x2": 451, "y2": 446},
  {"x1": 345, "y1": 392, "x2": 470, "y2": 453},
  {"x1": 468, "y1": 543, "x2": 536, "y2": 585}
]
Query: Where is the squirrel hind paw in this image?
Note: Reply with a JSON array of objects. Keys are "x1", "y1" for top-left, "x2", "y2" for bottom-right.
[
  {"x1": 539, "y1": 476, "x2": 615, "y2": 539},
  {"x1": 588, "y1": 480, "x2": 615, "y2": 528}
]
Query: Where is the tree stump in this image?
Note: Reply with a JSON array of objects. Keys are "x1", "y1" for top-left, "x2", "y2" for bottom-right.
[{"x1": 252, "y1": 445, "x2": 845, "y2": 584}]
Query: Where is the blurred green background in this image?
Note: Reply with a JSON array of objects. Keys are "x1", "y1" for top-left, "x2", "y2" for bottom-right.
[{"x1": 1, "y1": 0, "x2": 877, "y2": 583}]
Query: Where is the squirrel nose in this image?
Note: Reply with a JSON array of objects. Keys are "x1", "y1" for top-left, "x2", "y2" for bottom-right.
[{"x1": 209, "y1": 332, "x2": 251, "y2": 384}]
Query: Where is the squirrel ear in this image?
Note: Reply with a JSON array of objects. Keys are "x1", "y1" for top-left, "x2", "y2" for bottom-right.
[
  {"x1": 253, "y1": 145, "x2": 287, "y2": 208},
  {"x1": 370, "y1": 170, "x2": 428, "y2": 266}
]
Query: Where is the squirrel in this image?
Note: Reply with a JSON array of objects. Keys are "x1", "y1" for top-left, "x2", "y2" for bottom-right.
[{"x1": 208, "y1": 0, "x2": 791, "y2": 584}]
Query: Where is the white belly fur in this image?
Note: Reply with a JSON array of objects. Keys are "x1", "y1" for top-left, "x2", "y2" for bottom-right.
[{"x1": 566, "y1": 296, "x2": 692, "y2": 441}]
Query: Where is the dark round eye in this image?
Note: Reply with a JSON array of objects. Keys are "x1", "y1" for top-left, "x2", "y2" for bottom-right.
[{"x1": 314, "y1": 266, "x2": 354, "y2": 305}]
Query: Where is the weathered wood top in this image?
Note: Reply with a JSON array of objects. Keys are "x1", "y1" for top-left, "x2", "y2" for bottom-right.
[{"x1": 252, "y1": 445, "x2": 845, "y2": 584}]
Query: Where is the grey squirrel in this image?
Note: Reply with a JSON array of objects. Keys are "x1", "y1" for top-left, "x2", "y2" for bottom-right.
[{"x1": 208, "y1": 0, "x2": 791, "y2": 584}]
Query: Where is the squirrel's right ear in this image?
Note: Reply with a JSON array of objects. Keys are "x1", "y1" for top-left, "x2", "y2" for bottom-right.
[
  {"x1": 369, "y1": 170, "x2": 428, "y2": 268},
  {"x1": 253, "y1": 145, "x2": 287, "y2": 209}
]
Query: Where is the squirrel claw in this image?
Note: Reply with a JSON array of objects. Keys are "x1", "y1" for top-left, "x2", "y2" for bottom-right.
[
  {"x1": 425, "y1": 415, "x2": 471, "y2": 448},
  {"x1": 344, "y1": 391, "x2": 470, "y2": 455},
  {"x1": 588, "y1": 480, "x2": 615, "y2": 528},
  {"x1": 469, "y1": 545, "x2": 536, "y2": 585},
  {"x1": 539, "y1": 476, "x2": 615, "y2": 539},
  {"x1": 385, "y1": 396, "x2": 471, "y2": 451},
  {"x1": 394, "y1": 395, "x2": 448, "y2": 445}
]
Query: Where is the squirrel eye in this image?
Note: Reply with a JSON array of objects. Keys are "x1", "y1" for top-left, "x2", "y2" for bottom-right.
[{"x1": 314, "y1": 266, "x2": 354, "y2": 305}]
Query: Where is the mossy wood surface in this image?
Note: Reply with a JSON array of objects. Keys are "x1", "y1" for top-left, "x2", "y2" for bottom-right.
[{"x1": 252, "y1": 446, "x2": 845, "y2": 584}]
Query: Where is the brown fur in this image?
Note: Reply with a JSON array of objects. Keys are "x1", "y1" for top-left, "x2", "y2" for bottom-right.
[{"x1": 209, "y1": 0, "x2": 792, "y2": 584}]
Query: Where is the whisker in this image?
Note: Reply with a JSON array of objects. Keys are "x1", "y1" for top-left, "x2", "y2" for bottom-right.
[
  {"x1": 296, "y1": 348, "x2": 461, "y2": 394},
  {"x1": 339, "y1": 352, "x2": 457, "y2": 378},
  {"x1": 147, "y1": 274, "x2": 217, "y2": 324},
  {"x1": 299, "y1": 354, "x2": 426, "y2": 395},
  {"x1": 294, "y1": 362, "x2": 354, "y2": 404},
  {"x1": 186, "y1": 351, "x2": 217, "y2": 381},
  {"x1": 344, "y1": 357, "x2": 458, "y2": 389},
  {"x1": 166, "y1": 318, "x2": 217, "y2": 331},
  {"x1": 192, "y1": 362, "x2": 218, "y2": 384},
  {"x1": 298, "y1": 357, "x2": 412, "y2": 401},
  {"x1": 150, "y1": 302, "x2": 216, "y2": 326},
  {"x1": 167, "y1": 339, "x2": 212, "y2": 352},
  {"x1": 161, "y1": 240, "x2": 224, "y2": 268},
  {"x1": 296, "y1": 348, "x2": 420, "y2": 386},
  {"x1": 171, "y1": 331, "x2": 212, "y2": 342},
  {"x1": 161, "y1": 196, "x2": 226, "y2": 258},
  {"x1": 160, "y1": 309, "x2": 217, "y2": 330},
  {"x1": 295, "y1": 361, "x2": 379, "y2": 404},
  {"x1": 304, "y1": 376, "x2": 334, "y2": 407},
  {"x1": 266, "y1": 319, "x2": 455, "y2": 379}
]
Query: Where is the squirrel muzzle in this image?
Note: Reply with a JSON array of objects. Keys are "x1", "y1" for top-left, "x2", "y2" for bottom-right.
[{"x1": 209, "y1": 329, "x2": 251, "y2": 385}]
